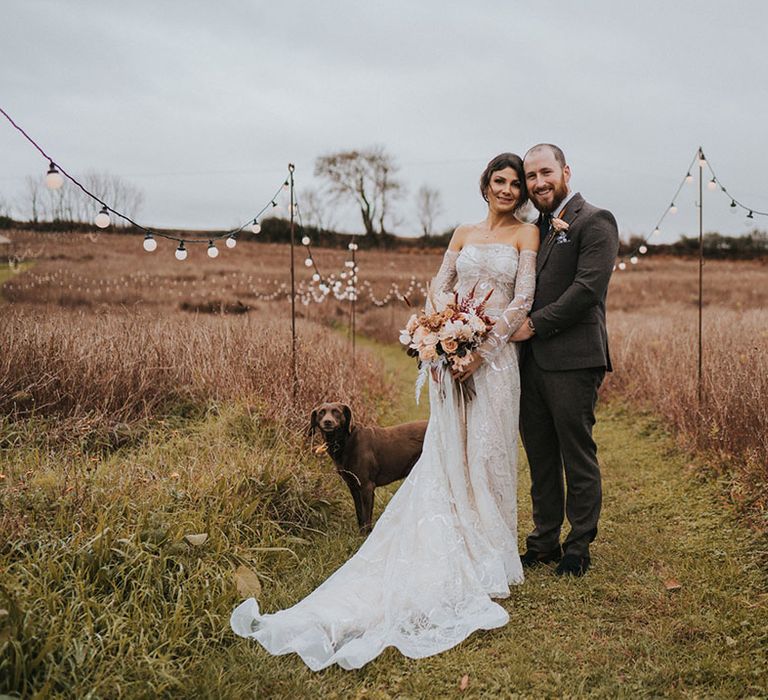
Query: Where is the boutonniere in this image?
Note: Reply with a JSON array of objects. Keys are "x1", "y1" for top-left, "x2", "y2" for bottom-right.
[{"x1": 551, "y1": 217, "x2": 570, "y2": 244}]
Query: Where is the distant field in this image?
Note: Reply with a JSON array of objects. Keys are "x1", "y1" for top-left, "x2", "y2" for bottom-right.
[{"x1": 1, "y1": 229, "x2": 766, "y2": 527}]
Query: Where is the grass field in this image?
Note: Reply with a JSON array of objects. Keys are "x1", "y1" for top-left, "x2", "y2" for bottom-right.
[{"x1": 1, "y1": 230, "x2": 767, "y2": 697}]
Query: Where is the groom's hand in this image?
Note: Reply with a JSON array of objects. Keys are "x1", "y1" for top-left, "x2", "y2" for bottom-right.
[{"x1": 510, "y1": 318, "x2": 535, "y2": 342}]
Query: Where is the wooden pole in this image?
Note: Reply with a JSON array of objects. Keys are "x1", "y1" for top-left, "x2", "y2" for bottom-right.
[
  {"x1": 697, "y1": 148, "x2": 704, "y2": 405},
  {"x1": 288, "y1": 163, "x2": 298, "y2": 403},
  {"x1": 350, "y1": 241, "x2": 357, "y2": 375}
]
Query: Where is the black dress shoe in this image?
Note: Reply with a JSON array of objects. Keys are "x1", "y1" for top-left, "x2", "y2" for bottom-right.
[
  {"x1": 555, "y1": 553, "x2": 591, "y2": 577},
  {"x1": 520, "y1": 546, "x2": 562, "y2": 568}
]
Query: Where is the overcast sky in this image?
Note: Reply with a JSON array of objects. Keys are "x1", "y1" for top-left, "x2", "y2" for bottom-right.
[{"x1": 2, "y1": 1, "x2": 767, "y2": 242}]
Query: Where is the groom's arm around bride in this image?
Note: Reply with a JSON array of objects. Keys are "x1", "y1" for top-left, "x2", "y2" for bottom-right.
[{"x1": 512, "y1": 143, "x2": 619, "y2": 577}]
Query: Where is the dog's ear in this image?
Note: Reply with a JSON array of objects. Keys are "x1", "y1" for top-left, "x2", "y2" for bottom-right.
[
  {"x1": 341, "y1": 404, "x2": 353, "y2": 434},
  {"x1": 308, "y1": 406, "x2": 320, "y2": 437}
]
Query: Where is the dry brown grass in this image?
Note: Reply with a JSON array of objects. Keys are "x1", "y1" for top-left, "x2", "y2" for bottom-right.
[
  {"x1": 0, "y1": 306, "x2": 389, "y2": 448},
  {"x1": 604, "y1": 306, "x2": 768, "y2": 525},
  {"x1": 1, "y1": 230, "x2": 433, "y2": 312}
]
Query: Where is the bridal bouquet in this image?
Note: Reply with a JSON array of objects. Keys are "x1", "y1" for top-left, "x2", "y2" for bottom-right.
[{"x1": 399, "y1": 285, "x2": 494, "y2": 402}]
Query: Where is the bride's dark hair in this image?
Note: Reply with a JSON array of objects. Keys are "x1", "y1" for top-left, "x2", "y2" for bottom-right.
[{"x1": 479, "y1": 153, "x2": 528, "y2": 211}]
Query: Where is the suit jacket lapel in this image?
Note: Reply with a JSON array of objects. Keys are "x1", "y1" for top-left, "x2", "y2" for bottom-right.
[{"x1": 536, "y1": 193, "x2": 585, "y2": 277}]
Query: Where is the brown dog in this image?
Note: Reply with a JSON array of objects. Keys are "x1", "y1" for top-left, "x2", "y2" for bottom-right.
[{"x1": 309, "y1": 402, "x2": 428, "y2": 534}]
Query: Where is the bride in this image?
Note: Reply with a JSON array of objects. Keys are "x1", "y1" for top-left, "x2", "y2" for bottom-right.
[{"x1": 231, "y1": 153, "x2": 539, "y2": 671}]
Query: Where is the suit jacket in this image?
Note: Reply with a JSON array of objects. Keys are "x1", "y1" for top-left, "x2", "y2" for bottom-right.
[{"x1": 527, "y1": 193, "x2": 619, "y2": 372}]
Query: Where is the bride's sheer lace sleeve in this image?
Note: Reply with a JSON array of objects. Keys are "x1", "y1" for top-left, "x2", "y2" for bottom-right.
[
  {"x1": 426, "y1": 249, "x2": 459, "y2": 311},
  {"x1": 477, "y1": 249, "x2": 537, "y2": 365}
]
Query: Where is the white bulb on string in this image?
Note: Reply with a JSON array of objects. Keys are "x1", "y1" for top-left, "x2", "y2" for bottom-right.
[
  {"x1": 653, "y1": 227, "x2": 660, "y2": 237},
  {"x1": 698, "y1": 153, "x2": 707, "y2": 168},
  {"x1": 618, "y1": 261, "x2": 627, "y2": 270},
  {"x1": 207, "y1": 241, "x2": 219, "y2": 258},
  {"x1": 639, "y1": 245, "x2": 648, "y2": 254},
  {"x1": 630, "y1": 256, "x2": 639, "y2": 265},
  {"x1": 226, "y1": 235, "x2": 237, "y2": 248},
  {"x1": 730, "y1": 201, "x2": 737, "y2": 214},
  {"x1": 304, "y1": 258, "x2": 313, "y2": 267},
  {"x1": 312, "y1": 273, "x2": 320, "y2": 282},
  {"x1": 669, "y1": 203, "x2": 677, "y2": 214},
  {"x1": 302, "y1": 236, "x2": 311, "y2": 246},
  {"x1": 707, "y1": 178, "x2": 717, "y2": 191},
  {"x1": 94, "y1": 206, "x2": 111, "y2": 228},
  {"x1": 143, "y1": 234, "x2": 157, "y2": 252},
  {"x1": 685, "y1": 172, "x2": 693, "y2": 184},
  {"x1": 45, "y1": 163, "x2": 64, "y2": 190},
  {"x1": 175, "y1": 242, "x2": 187, "y2": 261},
  {"x1": 251, "y1": 220, "x2": 261, "y2": 234}
]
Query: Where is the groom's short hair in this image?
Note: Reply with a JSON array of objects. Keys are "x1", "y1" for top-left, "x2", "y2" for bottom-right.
[{"x1": 525, "y1": 143, "x2": 566, "y2": 167}]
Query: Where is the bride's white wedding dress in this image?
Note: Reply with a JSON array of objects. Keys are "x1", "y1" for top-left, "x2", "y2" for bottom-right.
[{"x1": 231, "y1": 244, "x2": 537, "y2": 671}]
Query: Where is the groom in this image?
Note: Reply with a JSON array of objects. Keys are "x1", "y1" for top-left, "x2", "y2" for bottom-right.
[{"x1": 510, "y1": 144, "x2": 619, "y2": 577}]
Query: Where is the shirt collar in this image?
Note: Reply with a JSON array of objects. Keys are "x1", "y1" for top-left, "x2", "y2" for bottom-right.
[{"x1": 552, "y1": 190, "x2": 576, "y2": 218}]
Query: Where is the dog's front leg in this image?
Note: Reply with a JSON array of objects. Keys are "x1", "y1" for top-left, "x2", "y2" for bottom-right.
[
  {"x1": 359, "y1": 483, "x2": 374, "y2": 535},
  {"x1": 342, "y1": 477, "x2": 367, "y2": 534}
]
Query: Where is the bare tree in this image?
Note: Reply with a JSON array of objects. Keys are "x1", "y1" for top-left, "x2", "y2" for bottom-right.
[
  {"x1": 415, "y1": 185, "x2": 444, "y2": 238},
  {"x1": 20, "y1": 176, "x2": 42, "y2": 223},
  {"x1": 20, "y1": 171, "x2": 142, "y2": 226},
  {"x1": 314, "y1": 146, "x2": 403, "y2": 236},
  {"x1": 81, "y1": 170, "x2": 145, "y2": 226},
  {"x1": 300, "y1": 186, "x2": 336, "y2": 232},
  {"x1": 0, "y1": 193, "x2": 12, "y2": 219}
]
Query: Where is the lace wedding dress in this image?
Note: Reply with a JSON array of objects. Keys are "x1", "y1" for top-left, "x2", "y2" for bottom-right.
[{"x1": 231, "y1": 244, "x2": 537, "y2": 671}]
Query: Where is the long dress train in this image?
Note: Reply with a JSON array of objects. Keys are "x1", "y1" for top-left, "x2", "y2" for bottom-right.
[{"x1": 231, "y1": 244, "x2": 537, "y2": 671}]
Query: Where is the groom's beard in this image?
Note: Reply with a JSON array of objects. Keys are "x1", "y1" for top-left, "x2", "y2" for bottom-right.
[{"x1": 530, "y1": 176, "x2": 569, "y2": 214}]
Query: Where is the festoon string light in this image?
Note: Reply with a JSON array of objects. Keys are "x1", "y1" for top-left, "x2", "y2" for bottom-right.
[{"x1": 616, "y1": 146, "x2": 767, "y2": 270}]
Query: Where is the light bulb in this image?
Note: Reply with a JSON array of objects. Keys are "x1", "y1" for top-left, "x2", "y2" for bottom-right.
[
  {"x1": 618, "y1": 262, "x2": 627, "y2": 270},
  {"x1": 730, "y1": 200, "x2": 737, "y2": 213},
  {"x1": 630, "y1": 256, "x2": 639, "y2": 265},
  {"x1": 707, "y1": 178, "x2": 717, "y2": 191},
  {"x1": 271, "y1": 200, "x2": 278, "y2": 208},
  {"x1": 143, "y1": 234, "x2": 157, "y2": 252},
  {"x1": 283, "y1": 180, "x2": 289, "y2": 190},
  {"x1": 685, "y1": 172, "x2": 693, "y2": 184},
  {"x1": 207, "y1": 241, "x2": 219, "y2": 258},
  {"x1": 639, "y1": 245, "x2": 648, "y2": 254},
  {"x1": 747, "y1": 210, "x2": 754, "y2": 219},
  {"x1": 301, "y1": 236, "x2": 310, "y2": 246},
  {"x1": 251, "y1": 220, "x2": 261, "y2": 234},
  {"x1": 94, "y1": 206, "x2": 111, "y2": 228},
  {"x1": 175, "y1": 242, "x2": 187, "y2": 261},
  {"x1": 304, "y1": 258, "x2": 313, "y2": 267},
  {"x1": 653, "y1": 227, "x2": 660, "y2": 237},
  {"x1": 45, "y1": 162, "x2": 64, "y2": 190},
  {"x1": 312, "y1": 273, "x2": 320, "y2": 282},
  {"x1": 669, "y1": 203, "x2": 677, "y2": 214},
  {"x1": 698, "y1": 152, "x2": 707, "y2": 168},
  {"x1": 226, "y1": 235, "x2": 237, "y2": 248}
]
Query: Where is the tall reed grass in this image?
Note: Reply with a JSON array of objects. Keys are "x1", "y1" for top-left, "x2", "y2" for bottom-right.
[
  {"x1": 0, "y1": 307, "x2": 389, "y2": 447},
  {"x1": 604, "y1": 305, "x2": 768, "y2": 526}
]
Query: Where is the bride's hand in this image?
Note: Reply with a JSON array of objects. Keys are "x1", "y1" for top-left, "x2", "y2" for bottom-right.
[{"x1": 452, "y1": 353, "x2": 483, "y2": 383}]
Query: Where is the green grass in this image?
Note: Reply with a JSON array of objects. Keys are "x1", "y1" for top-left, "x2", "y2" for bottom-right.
[
  {"x1": 1, "y1": 340, "x2": 767, "y2": 698},
  {"x1": 0, "y1": 261, "x2": 32, "y2": 303}
]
